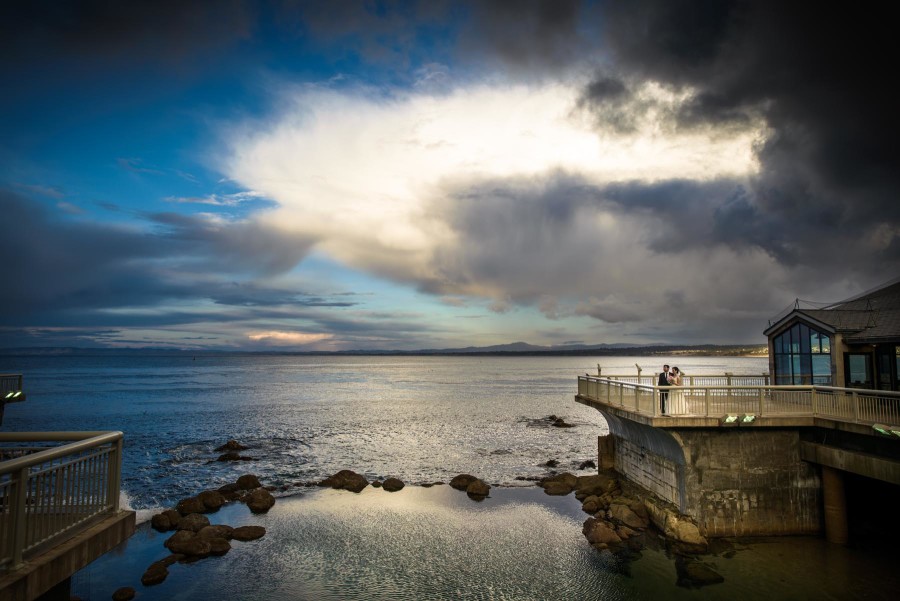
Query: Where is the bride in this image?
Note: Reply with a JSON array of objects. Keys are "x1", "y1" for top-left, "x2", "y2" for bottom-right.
[{"x1": 668, "y1": 367, "x2": 686, "y2": 414}]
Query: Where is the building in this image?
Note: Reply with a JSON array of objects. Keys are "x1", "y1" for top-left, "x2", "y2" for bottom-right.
[{"x1": 764, "y1": 278, "x2": 900, "y2": 390}]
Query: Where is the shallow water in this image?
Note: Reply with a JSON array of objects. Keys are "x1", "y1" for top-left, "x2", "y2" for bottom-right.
[{"x1": 74, "y1": 486, "x2": 899, "y2": 601}]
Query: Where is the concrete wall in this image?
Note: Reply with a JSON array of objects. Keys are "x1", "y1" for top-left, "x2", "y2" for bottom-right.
[
  {"x1": 615, "y1": 437, "x2": 681, "y2": 507},
  {"x1": 675, "y1": 429, "x2": 821, "y2": 537}
]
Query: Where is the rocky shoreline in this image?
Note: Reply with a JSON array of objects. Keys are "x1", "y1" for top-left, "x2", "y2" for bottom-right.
[{"x1": 107, "y1": 433, "x2": 724, "y2": 599}]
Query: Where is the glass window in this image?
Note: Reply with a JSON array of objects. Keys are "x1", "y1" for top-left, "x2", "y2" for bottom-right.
[
  {"x1": 772, "y1": 322, "x2": 832, "y2": 385},
  {"x1": 847, "y1": 354, "x2": 871, "y2": 387}
]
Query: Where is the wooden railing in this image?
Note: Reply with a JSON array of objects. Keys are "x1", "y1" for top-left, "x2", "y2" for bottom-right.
[
  {"x1": 0, "y1": 432, "x2": 124, "y2": 569},
  {"x1": 577, "y1": 375, "x2": 900, "y2": 427}
]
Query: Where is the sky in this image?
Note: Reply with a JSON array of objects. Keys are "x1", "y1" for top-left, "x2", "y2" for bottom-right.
[{"x1": 1, "y1": 1, "x2": 898, "y2": 352}]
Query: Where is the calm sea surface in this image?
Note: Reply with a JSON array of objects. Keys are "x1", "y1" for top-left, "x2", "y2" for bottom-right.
[{"x1": 4, "y1": 354, "x2": 896, "y2": 599}]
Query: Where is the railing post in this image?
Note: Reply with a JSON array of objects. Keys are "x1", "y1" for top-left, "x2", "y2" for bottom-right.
[
  {"x1": 705, "y1": 388, "x2": 710, "y2": 416},
  {"x1": 811, "y1": 387, "x2": 818, "y2": 416},
  {"x1": 852, "y1": 391, "x2": 859, "y2": 423},
  {"x1": 107, "y1": 436, "x2": 123, "y2": 511},
  {"x1": 758, "y1": 388, "x2": 764, "y2": 416},
  {"x1": 11, "y1": 465, "x2": 29, "y2": 567},
  {"x1": 619, "y1": 383, "x2": 623, "y2": 407}
]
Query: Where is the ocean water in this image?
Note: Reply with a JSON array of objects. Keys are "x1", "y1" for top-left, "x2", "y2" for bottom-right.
[
  {"x1": 7, "y1": 354, "x2": 898, "y2": 600},
  {"x1": 0, "y1": 354, "x2": 767, "y2": 510}
]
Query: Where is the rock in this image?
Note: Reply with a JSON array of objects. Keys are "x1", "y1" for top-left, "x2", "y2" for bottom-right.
[
  {"x1": 112, "y1": 586, "x2": 136, "y2": 600},
  {"x1": 581, "y1": 495, "x2": 603, "y2": 514},
  {"x1": 140, "y1": 562, "x2": 169, "y2": 586},
  {"x1": 540, "y1": 472, "x2": 577, "y2": 495},
  {"x1": 320, "y1": 470, "x2": 369, "y2": 493},
  {"x1": 382, "y1": 477, "x2": 405, "y2": 492},
  {"x1": 582, "y1": 517, "x2": 622, "y2": 545},
  {"x1": 466, "y1": 479, "x2": 490, "y2": 498},
  {"x1": 609, "y1": 503, "x2": 649, "y2": 530},
  {"x1": 164, "y1": 530, "x2": 212, "y2": 557},
  {"x1": 578, "y1": 460, "x2": 597, "y2": 470},
  {"x1": 198, "y1": 524, "x2": 234, "y2": 540},
  {"x1": 371, "y1": 480, "x2": 382, "y2": 488},
  {"x1": 544, "y1": 459, "x2": 559, "y2": 468},
  {"x1": 449, "y1": 474, "x2": 479, "y2": 491},
  {"x1": 420, "y1": 482, "x2": 433, "y2": 488},
  {"x1": 175, "y1": 496, "x2": 205, "y2": 516},
  {"x1": 157, "y1": 554, "x2": 184, "y2": 567},
  {"x1": 551, "y1": 417, "x2": 575, "y2": 428},
  {"x1": 197, "y1": 490, "x2": 226, "y2": 513},
  {"x1": 215, "y1": 440, "x2": 248, "y2": 451},
  {"x1": 542, "y1": 481, "x2": 574, "y2": 495},
  {"x1": 676, "y1": 558, "x2": 725, "y2": 588},
  {"x1": 617, "y1": 525, "x2": 637, "y2": 539},
  {"x1": 574, "y1": 474, "x2": 618, "y2": 499},
  {"x1": 246, "y1": 488, "x2": 276, "y2": 513},
  {"x1": 236, "y1": 474, "x2": 262, "y2": 490},
  {"x1": 207, "y1": 537, "x2": 231, "y2": 556},
  {"x1": 176, "y1": 513, "x2": 210, "y2": 532},
  {"x1": 232, "y1": 525, "x2": 266, "y2": 541},
  {"x1": 216, "y1": 451, "x2": 243, "y2": 461},
  {"x1": 151, "y1": 509, "x2": 181, "y2": 532},
  {"x1": 668, "y1": 518, "x2": 707, "y2": 548},
  {"x1": 218, "y1": 483, "x2": 240, "y2": 494}
]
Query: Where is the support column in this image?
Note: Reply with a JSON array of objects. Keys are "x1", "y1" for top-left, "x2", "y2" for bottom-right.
[
  {"x1": 822, "y1": 466, "x2": 848, "y2": 544},
  {"x1": 597, "y1": 435, "x2": 615, "y2": 470}
]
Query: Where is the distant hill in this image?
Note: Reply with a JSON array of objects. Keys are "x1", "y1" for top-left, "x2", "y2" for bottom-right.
[{"x1": 0, "y1": 343, "x2": 768, "y2": 357}]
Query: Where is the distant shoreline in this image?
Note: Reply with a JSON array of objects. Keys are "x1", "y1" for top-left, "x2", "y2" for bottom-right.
[{"x1": 0, "y1": 345, "x2": 768, "y2": 358}]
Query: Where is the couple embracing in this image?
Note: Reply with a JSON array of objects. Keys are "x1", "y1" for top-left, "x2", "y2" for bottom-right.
[{"x1": 658, "y1": 364, "x2": 684, "y2": 414}]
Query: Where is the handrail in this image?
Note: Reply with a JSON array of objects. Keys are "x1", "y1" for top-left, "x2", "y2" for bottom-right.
[
  {"x1": 0, "y1": 431, "x2": 124, "y2": 569},
  {"x1": 576, "y1": 375, "x2": 900, "y2": 427}
]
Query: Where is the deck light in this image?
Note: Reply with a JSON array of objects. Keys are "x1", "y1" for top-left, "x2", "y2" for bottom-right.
[
  {"x1": 741, "y1": 414, "x2": 756, "y2": 424},
  {"x1": 721, "y1": 414, "x2": 739, "y2": 425},
  {"x1": 873, "y1": 424, "x2": 892, "y2": 436}
]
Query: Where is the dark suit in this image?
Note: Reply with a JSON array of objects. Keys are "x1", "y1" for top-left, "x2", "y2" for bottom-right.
[{"x1": 658, "y1": 372, "x2": 669, "y2": 414}]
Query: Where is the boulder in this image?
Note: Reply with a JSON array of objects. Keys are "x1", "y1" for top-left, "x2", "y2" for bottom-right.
[
  {"x1": 175, "y1": 496, "x2": 205, "y2": 516},
  {"x1": 215, "y1": 440, "x2": 248, "y2": 452},
  {"x1": 466, "y1": 479, "x2": 490, "y2": 498},
  {"x1": 216, "y1": 451, "x2": 243, "y2": 461},
  {"x1": 176, "y1": 513, "x2": 210, "y2": 532},
  {"x1": 232, "y1": 525, "x2": 266, "y2": 541},
  {"x1": 541, "y1": 472, "x2": 578, "y2": 489},
  {"x1": 198, "y1": 524, "x2": 234, "y2": 540},
  {"x1": 112, "y1": 586, "x2": 136, "y2": 600},
  {"x1": 140, "y1": 562, "x2": 169, "y2": 586},
  {"x1": 218, "y1": 483, "x2": 240, "y2": 494},
  {"x1": 150, "y1": 508, "x2": 182, "y2": 532},
  {"x1": 581, "y1": 495, "x2": 603, "y2": 515},
  {"x1": 207, "y1": 537, "x2": 232, "y2": 556},
  {"x1": 609, "y1": 503, "x2": 649, "y2": 530},
  {"x1": 246, "y1": 488, "x2": 276, "y2": 513},
  {"x1": 197, "y1": 490, "x2": 226, "y2": 513},
  {"x1": 157, "y1": 554, "x2": 184, "y2": 567},
  {"x1": 542, "y1": 481, "x2": 574, "y2": 495},
  {"x1": 320, "y1": 470, "x2": 369, "y2": 493},
  {"x1": 582, "y1": 517, "x2": 622, "y2": 546},
  {"x1": 164, "y1": 530, "x2": 212, "y2": 557},
  {"x1": 574, "y1": 474, "x2": 618, "y2": 500},
  {"x1": 668, "y1": 518, "x2": 707, "y2": 548},
  {"x1": 449, "y1": 474, "x2": 479, "y2": 491},
  {"x1": 577, "y1": 460, "x2": 597, "y2": 470},
  {"x1": 371, "y1": 480, "x2": 383, "y2": 488},
  {"x1": 551, "y1": 417, "x2": 575, "y2": 428},
  {"x1": 236, "y1": 474, "x2": 262, "y2": 490},
  {"x1": 382, "y1": 477, "x2": 405, "y2": 492},
  {"x1": 544, "y1": 459, "x2": 560, "y2": 468}
]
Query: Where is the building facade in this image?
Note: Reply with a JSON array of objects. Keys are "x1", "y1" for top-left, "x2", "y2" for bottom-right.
[{"x1": 764, "y1": 278, "x2": 900, "y2": 390}]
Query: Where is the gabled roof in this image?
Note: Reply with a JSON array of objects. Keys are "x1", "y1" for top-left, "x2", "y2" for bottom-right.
[{"x1": 764, "y1": 277, "x2": 900, "y2": 342}]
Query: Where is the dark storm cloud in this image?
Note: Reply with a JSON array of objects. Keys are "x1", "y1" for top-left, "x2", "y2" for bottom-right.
[
  {"x1": 594, "y1": 0, "x2": 900, "y2": 278},
  {"x1": 0, "y1": 191, "x2": 314, "y2": 323}
]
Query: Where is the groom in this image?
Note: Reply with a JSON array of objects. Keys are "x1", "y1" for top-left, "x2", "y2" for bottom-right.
[{"x1": 658, "y1": 365, "x2": 670, "y2": 414}]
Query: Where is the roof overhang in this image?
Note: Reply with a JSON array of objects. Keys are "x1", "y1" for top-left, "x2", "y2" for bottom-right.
[{"x1": 763, "y1": 310, "x2": 839, "y2": 338}]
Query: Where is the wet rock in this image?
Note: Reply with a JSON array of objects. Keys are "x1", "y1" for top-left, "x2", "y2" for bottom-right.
[
  {"x1": 644, "y1": 498, "x2": 708, "y2": 549},
  {"x1": 382, "y1": 477, "x2": 405, "y2": 492},
  {"x1": 466, "y1": 479, "x2": 490, "y2": 499},
  {"x1": 320, "y1": 470, "x2": 369, "y2": 493},
  {"x1": 449, "y1": 474, "x2": 479, "y2": 491},
  {"x1": 197, "y1": 490, "x2": 226, "y2": 512},
  {"x1": 215, "y1": 440, "x2": 248, "y2": 452},
  {"x1": 198, "y1": 524, "x2": 234, "y2": 540},
  {"x1": 176, "y1": 513, "x2": 210, "y2": 532},
  {"x1": 112, "y1": 586, "x2": 135, "y2": 600},
  {"x1": 236, "y1": 474, "x2": 262, "y2": 490},
  {"x1": 157, "y1": 554, "x2": 184, "y2": 567},
  {"x1": 676, "y1": 557, "x2": 725, "y2": 588},
  {"x1": 175, "y1": 496, "x2": 205, "y2": 516},
  {"x1": 164, "y1": 530, "x2": 212, "y2": 557},
  {"x1": 540, "y1": 472, "x2": 577, "y2": 495},
  {"x1": 551, "y1": 417, "x2": 575, "y2": 428},
  {"x1": 216, "y1": 451, "x2": 243, "y2": 461},
  {"x1": 246, "y1": 488, "x2": 276, "y2": 513},
  {"x1": 583, "y1": 517, "x2": 622, "y2": 546},
  {"x1": 581, "y1": 495, "x2": 603, "y2": 514},
  {"x1": 609, "y1": 503, "x2": 649, "y2": 530},
  {"x1": 420, "y1": 482, "x2": 434, "y2": 488},
  {"x1": 371, "y1": 480, "x2": 383, "y2": 488},
  {"x1": 207, "y1": 537, "x2": 232, "y2": 556},
  {"x1": 577, "y1": 460, "x2": 597, "y2": 470},
  {"x1": 150, "y1": 508, "x2": 182, "y2": 532},
  {"x1": 544, "y1": 459, "x2": 560, "y2": 468},
  {"x1": 232, "y1": 525, "x2": 266, "y2": 541},
  {"x1": 218, "y1": 483, "x2": 240, "y2": 494},
  {"x1": 140, "y1": 562, "x2": 169, "y2": 586}
]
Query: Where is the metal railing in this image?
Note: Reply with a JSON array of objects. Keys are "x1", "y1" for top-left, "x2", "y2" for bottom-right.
[
  {"x1": 599, "y1": 373, "x2": 772, "y2": 387},
  {"x1": 0, "y1": 431, "x2": 124, "y2": 569},
  {"x1": 577, "y1": 375, "x2": 900, "y2": 427},
  {"x1": 0, "y1": 374, "x2": 23, "y2": 396}
]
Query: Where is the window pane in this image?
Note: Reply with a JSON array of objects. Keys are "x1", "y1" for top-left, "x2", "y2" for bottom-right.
[
  {"x1": 810, "y1": 330, "x2": 820, "y2": 354},
  {"x1": 776, "y1": 355, "x2": 791, "y2": 379},
  {"x1": 812, "y1": 356, "x2": 831, "y2": 384},
  {"x1": 790, "y1": 325, "x2": 800, "y2": 353},
  {"x1": 800, "y1": 353, "x2": 812, "y2": 384},
  {"x1": 820, "y1": 335, "x2": 830, "y2": 354},
  {"x1": 800, "y1": 324, "x2": 810, "y2": 354},
  {"x1": 792, "y1": 355, "x2": 801, "y2": 384},
  {"x1": 848, "y1": 355, "x2": 869, "y2": 385}
]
